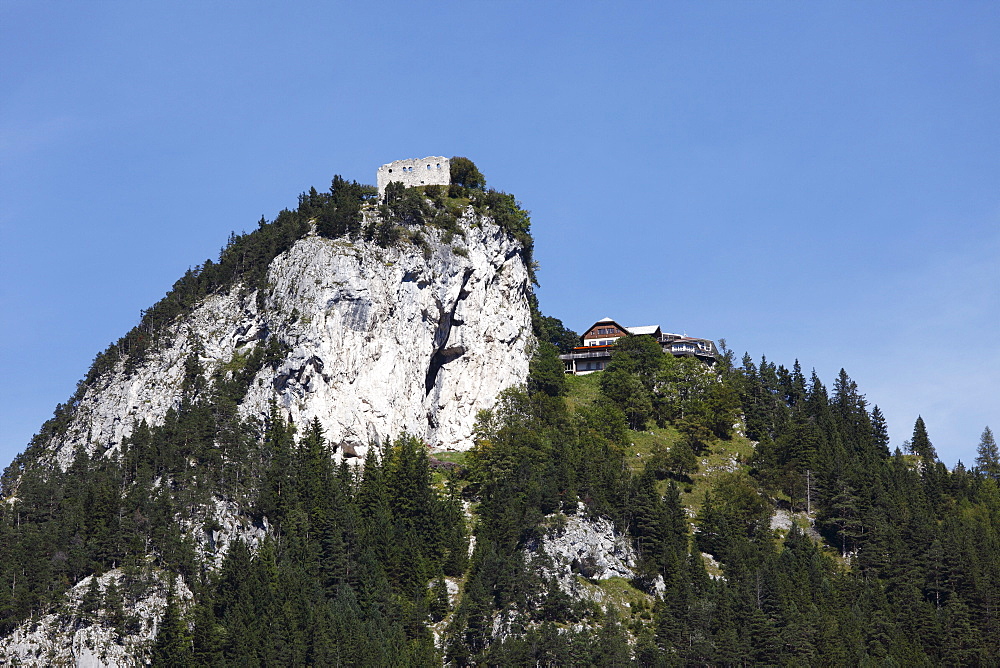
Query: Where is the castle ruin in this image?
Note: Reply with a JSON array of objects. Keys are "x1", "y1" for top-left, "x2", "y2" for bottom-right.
[{"x1": 377, "y1": 156, "x2": 450, "y2": 196}]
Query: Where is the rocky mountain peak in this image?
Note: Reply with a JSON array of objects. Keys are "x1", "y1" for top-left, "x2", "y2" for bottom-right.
[{"x1": 43, "y1": 206, "x2": 533, "y2": 471}]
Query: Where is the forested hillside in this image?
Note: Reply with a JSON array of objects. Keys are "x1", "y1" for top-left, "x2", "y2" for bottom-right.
[
  {"x1": 447, "y1": 336, "x2": 1000, "y2": 665},
  {"x1": 2, "y1": 167, "x2": 999, "y2": 666}
]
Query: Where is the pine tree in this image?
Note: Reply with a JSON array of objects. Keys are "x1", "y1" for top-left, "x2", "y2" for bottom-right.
[
  {"x1": 975, "y1": 426, "x2": 999, "y2": 478},
  {"x1": 630, "y1": 471, "x2": 666, "y2": 567},
  {"x1": 103, "y1": 579, "x2": 126, "y2": 637},
  {"x1": 941, "y1": 595, "x2": 982, "y2": 665},
  {"x1": 593, "y1": 605, "x2": 631, "y2": 667},
  {"x1": 80, "y1": 575, "x2": 102, "y2": 624},
  {"x1": 258, "y1": 400, "x2": 297, "y2": 522},
  {"x1": 910, "y1": 416, "x2": 937, "y2": 461},
  {"x1": 429, "y1": 572, "x2": 450, "y2": 622},
  {"x1": 871, "y1": 405, "x2": 890, "y2": 456},
  {"x1": 818, "y1": 478, "x2": 863, "y2": 558},
  {"x1": 298, "y1": 416, "x2": 332, "y2": 525},
  {"x1": 190, "y1": 598, "x2": 223, "y2": 666},
  {"x1": 152, "y1": 576, "x2": 191, "y2": 667}
]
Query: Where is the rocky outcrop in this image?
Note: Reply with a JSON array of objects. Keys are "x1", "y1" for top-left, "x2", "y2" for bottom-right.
[
  {"x1": 0, "y1": 570, "x2": 192, "y2": 668},
  {"x1": 529, "y1": 509, "x2": 642, "y2": 598},
  {"x1": 44, "y1": 210, "x2": 533, "y2": 470},
  {"x1": 3, "y1": 205, "x2": 534, "y2": 667},
  {"x1": 179, "y1": 494, "x2": 268, "y2": 567}
]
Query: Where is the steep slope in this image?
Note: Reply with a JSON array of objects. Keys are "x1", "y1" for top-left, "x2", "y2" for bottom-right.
[
  {"x1": 42, "y1": 210, "x2": 532, "y2": 471},
  {"x1": 0, "y1": 176, "x2": 537, "y2": 666},
  {"x1": 5, "y1": 168, "x2": 1000, "y2": 664},
  {"x1": 0, "y1": 570, "x2": 193, "y2": 666}
]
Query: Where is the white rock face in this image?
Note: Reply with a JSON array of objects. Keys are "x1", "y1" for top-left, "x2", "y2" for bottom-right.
[
  {"x1": 43, "y1": 210, "x2": 533, "y2": 470},
  {"x1": 4, "y1": 210, "x2": 533, "y2": 666},
  {"x1": 0, "y1": 570, "x2": 192, "y2": 668},
  {"x1": 179, "y1": 494, "x2": 269, "y2": 567},
  {"x1": 532, "y1": 510, "x2": 639, "y2": 592}
]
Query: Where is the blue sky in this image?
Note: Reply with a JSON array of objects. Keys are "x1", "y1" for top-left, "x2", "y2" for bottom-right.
[{"x1": 2, "y1": 2, "x2": 997, "y2": 468}]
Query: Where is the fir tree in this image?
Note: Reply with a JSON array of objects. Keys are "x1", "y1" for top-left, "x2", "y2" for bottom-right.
[
  {"x1": 80, "y1": 575, "x2": 102, "y2": 624},
  {"x1": 152, "y1": 576, "x2": 191, "y2": 667},
  {"x1": 975, "y1": 426, "x2": 999, "y2": 478},
  {"x1": 103, "y1": 579, "x2": 126, "y2": 637},
  {"x1": 910, "y1": 416, "x2": 937, "y2": 461},
  {"x1": 871, "y1": 405, "x2": 890, "y2": 456},
  {"x1": 429, "y1": 572, "x2": 450, "y2": 622},
  {"x1": 593, "y1": 605, "x2": 631, "y2": 667}
]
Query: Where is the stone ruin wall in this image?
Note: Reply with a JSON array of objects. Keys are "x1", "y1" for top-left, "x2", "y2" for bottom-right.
[{"x1": 377, "y1": 156, "x2": 450, "y2": 196}]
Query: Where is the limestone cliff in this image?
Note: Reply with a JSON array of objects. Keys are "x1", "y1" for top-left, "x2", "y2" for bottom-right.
[
  {"x1": 0, "y1": 571, "x2": 193, "y2": 667},
  {"x1": 43, "y1": 209, "x2": 532, "y2": 471},
  {"x1": 1, "y1": 191, "x2": 537, "y2": 667}
]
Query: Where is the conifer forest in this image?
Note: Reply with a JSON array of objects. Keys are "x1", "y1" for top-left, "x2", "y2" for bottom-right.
[{"x1": 2, "y1": 167, "x2": 998, "y2": 666}]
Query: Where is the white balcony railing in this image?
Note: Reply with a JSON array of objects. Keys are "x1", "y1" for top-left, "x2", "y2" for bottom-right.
[{"x1": 559, "y1": 350, "x2": 614, "y2": 360}]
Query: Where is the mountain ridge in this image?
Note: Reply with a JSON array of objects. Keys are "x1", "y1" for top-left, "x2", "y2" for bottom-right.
[
  {"x1": 13, "y1": 179, "x2": 533, "y2": 476},
  {"x1": 4, "y1": 166, "x2": 999, "y2": 667}
]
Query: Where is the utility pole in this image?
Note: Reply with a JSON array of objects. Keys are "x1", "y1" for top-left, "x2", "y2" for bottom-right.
[{"x1": 806, "y1": 469, "x2": 812, "y2": 519}]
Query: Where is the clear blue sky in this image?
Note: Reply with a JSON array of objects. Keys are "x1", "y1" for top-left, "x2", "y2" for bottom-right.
[{"x1": 2, "y1": 2, "x2": 997, "y2": 468}]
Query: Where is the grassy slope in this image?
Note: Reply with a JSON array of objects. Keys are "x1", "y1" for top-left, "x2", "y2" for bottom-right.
[
  {"x1": 570, "y1": 375, "x2": 844, "y2": 566},
  {"x1": 435, "y1": 370, "x2": 835, "y2": 614},
  {"x1": 564, "y1": 370, "x2": 779, "y2": 580},
  {"x1": 564, "y1": 372, "x2": 756, "y2": 517}
]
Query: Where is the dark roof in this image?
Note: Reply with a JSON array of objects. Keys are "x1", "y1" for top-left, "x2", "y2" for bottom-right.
[{"x1": 581, "y1": 318, "x2": 630, "y2": 338}]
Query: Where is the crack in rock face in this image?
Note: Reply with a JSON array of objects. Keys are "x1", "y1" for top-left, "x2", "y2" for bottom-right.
[{"x1": 425, "y1": 268, "x2": 474, "y2": 396}]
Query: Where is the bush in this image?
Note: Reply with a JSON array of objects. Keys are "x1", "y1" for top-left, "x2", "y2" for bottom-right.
[{"x1": 528, "y1": 342, "x2": 567, "y2": 397}]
